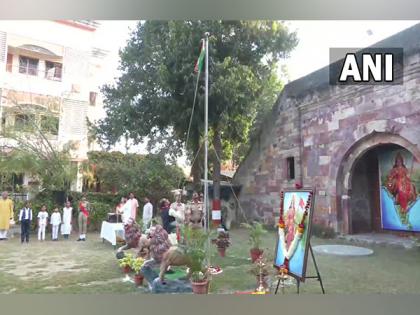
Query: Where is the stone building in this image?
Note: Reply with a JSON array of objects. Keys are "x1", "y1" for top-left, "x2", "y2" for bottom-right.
[{"x1": 234, "y1": 23, "x2": 420, "y2": 235}]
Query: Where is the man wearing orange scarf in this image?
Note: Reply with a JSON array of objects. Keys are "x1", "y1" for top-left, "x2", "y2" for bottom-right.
[{"x1": 77, "y1": 197, "x2": 89, "y2": 241}]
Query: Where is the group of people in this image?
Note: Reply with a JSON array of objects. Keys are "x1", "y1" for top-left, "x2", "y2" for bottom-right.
[
  {"x1": 116, "y1": 192, "x2": 205, "y2": 235},
  {"x1": 0, "y1": 189, "x2": 207, "y2": 245},
  {"x1": 115, "y1": 192, "x2": 146, "y2": 227},
  {"x1": 19, "y1": 202, "x2": 73, "y2": 242},
  {"x1": 0, "y1": 191, "x2": 90, "y2": 243}
]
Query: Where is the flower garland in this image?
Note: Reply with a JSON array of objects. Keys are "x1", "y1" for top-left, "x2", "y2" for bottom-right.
[{"x1": 277, "y1": 191, "x2": 312, "y2": 275}]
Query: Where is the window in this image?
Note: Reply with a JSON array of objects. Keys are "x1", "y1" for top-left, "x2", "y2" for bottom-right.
[
  {"x1": 286, "y1": 157, "x2": 295, "y2": 180},
  {"x1": 40, "y1": 116, "x2": 59, "y2": 135},
  {"x1": 89, "y1": 91, "x2": 97, "y2": 106},
  {"x1": 6, "y1": 53, "x2": 13, "y2": 72},
  {"x1": 12, "y1": 173, "x2": 24, "y2": 187},
  {"x1": 45, "y1": 61, "x2": 62, "y2": 80},
  {"x1": 14, "y1": 114, "x2": 34, "y2": 131},
  {"x1": 19, "y1": 56, "x2": 39, "y2": 76}
]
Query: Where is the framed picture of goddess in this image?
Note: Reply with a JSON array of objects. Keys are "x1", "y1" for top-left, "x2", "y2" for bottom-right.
[{"x1": 274, "y1": 188, "x2": 315, "y2": 281}]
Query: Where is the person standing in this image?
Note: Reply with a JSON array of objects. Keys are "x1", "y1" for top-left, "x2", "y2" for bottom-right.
[
  {"x1": 118, "y1": 197, "x2": 131, "y2": 224},
  {"x1": 142, "y1": 197, "x2": 153, "y2": 231},
  {"x1": 0, "y1": 191, "x2": 14, "y2": 240},
  {"x1": 19, "y1": 201, "x2": 32, "y2": 244},
  {"x1": 50, "y1": 207, "x2": 62, "y2": 241},
  {"x1": 115, "y1": 197, "x2": 126, "y2": 222},
  {"x1": 185, "y1": 192, "x2": 204, "y2": 229},
  {"x1": 160, "y1": 198, "x2": 173, "y2": 233},
  {"x1": 61, "y1": 201, "x2": 73, "y2": 239},
  {"x1": 127, "y1": 192, "x2": 139, "y2": 222},
  {"x1": 77, "y1": 197, "x2": 89, "y2": 241},
  {"x1": 169, "y1": 194, "x2": 185, "y2": 241},
  {"x1": 37, "y1": 205, "x2": 49, "y2": 241}
]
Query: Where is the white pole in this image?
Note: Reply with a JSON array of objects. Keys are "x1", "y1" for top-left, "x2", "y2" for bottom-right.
[
  {"x1": 204, "y1": 33, "x2": 209, "y2": 234},
  {"x1": 203, "y1": 33, "x2": 212, "y2": 270}
]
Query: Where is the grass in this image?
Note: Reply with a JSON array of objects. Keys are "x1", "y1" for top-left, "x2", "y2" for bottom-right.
[{"x1": 0, "y1": 228, "x2": 420, "y2": 294}]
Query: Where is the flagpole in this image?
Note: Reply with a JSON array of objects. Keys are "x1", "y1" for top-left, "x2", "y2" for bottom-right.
[{"x1": 204, "y1": 32, "x2": 210, "y2": 266}]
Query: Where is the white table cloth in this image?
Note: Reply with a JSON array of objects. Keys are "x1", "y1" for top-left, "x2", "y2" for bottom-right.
[{"x1": 100, "y1": 221, "x2": 125, "y2": 246}]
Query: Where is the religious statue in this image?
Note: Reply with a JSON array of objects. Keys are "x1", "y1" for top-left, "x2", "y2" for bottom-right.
[{"x1": 116, "y1": 218, "x2": 142, "y2": 257}]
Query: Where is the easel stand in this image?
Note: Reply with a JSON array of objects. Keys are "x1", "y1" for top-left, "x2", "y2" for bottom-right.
[{"x1": 274, "y1": 243, "x2": 325, "y2": 294}]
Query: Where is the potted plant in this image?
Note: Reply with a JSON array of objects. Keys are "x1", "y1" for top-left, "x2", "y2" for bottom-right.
[
  {"x1": 241, "y1": 222, "x2": 267, "y2": 262},
  {"x1": 131, "y1": 257, "x2": 145, "y2": 286},
  {"x1": 183, "y1": 227, "x2": 210, "y2": 294},
  {"x1": 118, "y1": 253, "x2": 134, "y2": 273},
  {"x1": 212, "y1": 231, "x2": 231, "y2": 257}
]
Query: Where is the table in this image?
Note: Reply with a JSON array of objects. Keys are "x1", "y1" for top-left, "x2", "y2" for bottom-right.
[{"x1": 100, "y1": 221, "x2": 125, "y2": 247}]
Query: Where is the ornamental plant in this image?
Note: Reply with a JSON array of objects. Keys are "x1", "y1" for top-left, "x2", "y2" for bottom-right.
[
  {"x1": 182, "y1": 226, "x2": 209, "y2": 281},
  {"x1": 191, "y1": 271, "x2": 207, "y2": 283},
  {"x1": 213, "y1": 231, "x2": 231, "y2": 249},
  {"x1": 241, "y1": 222, "x2": 267, "y2": 250},
  {"x1": 131, "y1": 257, "x2": 145, "y2": 274},
  {"x1": 118, "y1": 253, "x2": 134, "y2": 268}
]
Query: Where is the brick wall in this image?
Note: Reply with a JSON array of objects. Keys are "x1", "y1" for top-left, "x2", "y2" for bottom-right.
[{"x1": 234, "y1": 51, "x2": 420, "y2": 233}]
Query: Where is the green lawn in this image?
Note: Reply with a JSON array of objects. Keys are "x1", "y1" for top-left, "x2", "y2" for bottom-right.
[{"x1": 0, "y1": 228, "x2": 420, "y2": 294}]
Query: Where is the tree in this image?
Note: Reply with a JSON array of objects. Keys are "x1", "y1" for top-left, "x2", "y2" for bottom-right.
[
  {"x1": 81, "y1": 151, "x2": 185, "y2": 204},
  {"x1": 95, "y1": 20, "x2": 298, "y2": 198},
  {"x1": 0, "y1": 100, "x2": 77, "y2": 193}
]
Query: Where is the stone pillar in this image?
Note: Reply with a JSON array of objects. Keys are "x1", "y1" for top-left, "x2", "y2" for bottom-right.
[
  {"x1": 71, "y1": 161, "x2": 83, "y2": 192},
  {"x1": 340, "y1": 194, "x2": 351, "y2": 234}
]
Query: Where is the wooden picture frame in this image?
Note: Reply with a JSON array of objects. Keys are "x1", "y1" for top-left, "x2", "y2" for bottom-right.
[{"x1": 273, "y1": 188, "x2": 315, "y2": 282}]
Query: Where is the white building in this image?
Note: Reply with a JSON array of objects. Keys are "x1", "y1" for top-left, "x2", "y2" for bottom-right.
[{"x1": 0, "y1": 20, "x2": 110, "y2": 192}]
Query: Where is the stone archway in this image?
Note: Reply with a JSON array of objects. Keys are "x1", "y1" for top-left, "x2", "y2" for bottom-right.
[{"x1": 336, "y1": 132, "x2": 420, "y2": 234}]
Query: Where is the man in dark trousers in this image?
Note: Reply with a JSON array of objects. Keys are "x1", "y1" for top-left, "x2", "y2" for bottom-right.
[{"x1": 19, "y1": 201, "x2": 33, "y2": 244}]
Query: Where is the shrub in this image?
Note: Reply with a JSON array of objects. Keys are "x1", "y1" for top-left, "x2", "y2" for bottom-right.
[
  {"x1": 88, "y1": 201, "x2": 113, "y2": 231},
  {"x1": 241, "y1": 222, "x2": 267, "y2": 250},
  {"x1": 81, "y1": 152, "x2": 185, "y2": 205},
  {"x1": 13, "y1": 190, "x2": 118, "y2": 232}
]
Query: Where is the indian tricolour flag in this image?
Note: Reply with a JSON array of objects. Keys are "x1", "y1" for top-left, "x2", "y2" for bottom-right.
[{"x1": 194, "y1": 39, "x2": 205, "y2": 73}]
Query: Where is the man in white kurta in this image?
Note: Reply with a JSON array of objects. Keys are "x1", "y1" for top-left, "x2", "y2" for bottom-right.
[
  {"x1": 61, "y1": 201, "x2": 73, "y2": 239},
  {"x1": 142, "y1": 197, "x2": 153, "y2": 230},
  {"x1": 169, "y1": 194, "x2": 185, "y2": 242},
  {"x1": 120, "y1": 199, "x2": 132, "y2": 224},
  {"x1": 169, "y1": 195, "x2": 185, "y2": 226}
]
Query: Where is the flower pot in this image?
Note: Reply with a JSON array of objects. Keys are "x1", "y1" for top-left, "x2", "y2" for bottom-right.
[
  {"x1": 250, "y1": 248, "x2": 263, "y2": 263},
  {"x1": 122, "y1": 265, "x2": 131, "y2": 273},
  {"x1": 217, "y1": 247, "x2": 226, "y2": 257},
  {"x1": 191, "y1": 279, "x2": 209, "y2": 294},
  {"x1": 134, "y1": 274, "x2": 144, "y2": 286}
]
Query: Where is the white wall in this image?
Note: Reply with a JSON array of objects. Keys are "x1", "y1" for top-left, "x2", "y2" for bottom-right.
[{"x1": 0, "y1": 21, "x2": 113, "y2": 192}]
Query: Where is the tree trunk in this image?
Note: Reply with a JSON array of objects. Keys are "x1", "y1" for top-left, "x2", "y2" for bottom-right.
[{"x1": 212, "y1": 128, "x2": 222, "y2": 227}]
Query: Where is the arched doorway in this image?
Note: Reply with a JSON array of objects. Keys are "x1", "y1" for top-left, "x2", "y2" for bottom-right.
[
  {"x1": 336, "y1": 132, "x2": 420, "y2": 234},
  {"x1": 349, "y1": 144, "x2": 410, "y2": 233}
]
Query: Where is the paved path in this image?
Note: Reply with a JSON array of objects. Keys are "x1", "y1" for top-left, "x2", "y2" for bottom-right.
[
  {"x1": 339, "y1": 233, "x2": 417, "y2": 249},
  {"x1": 313, "y1": 245, "x2": 374, "y2": 256}
]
